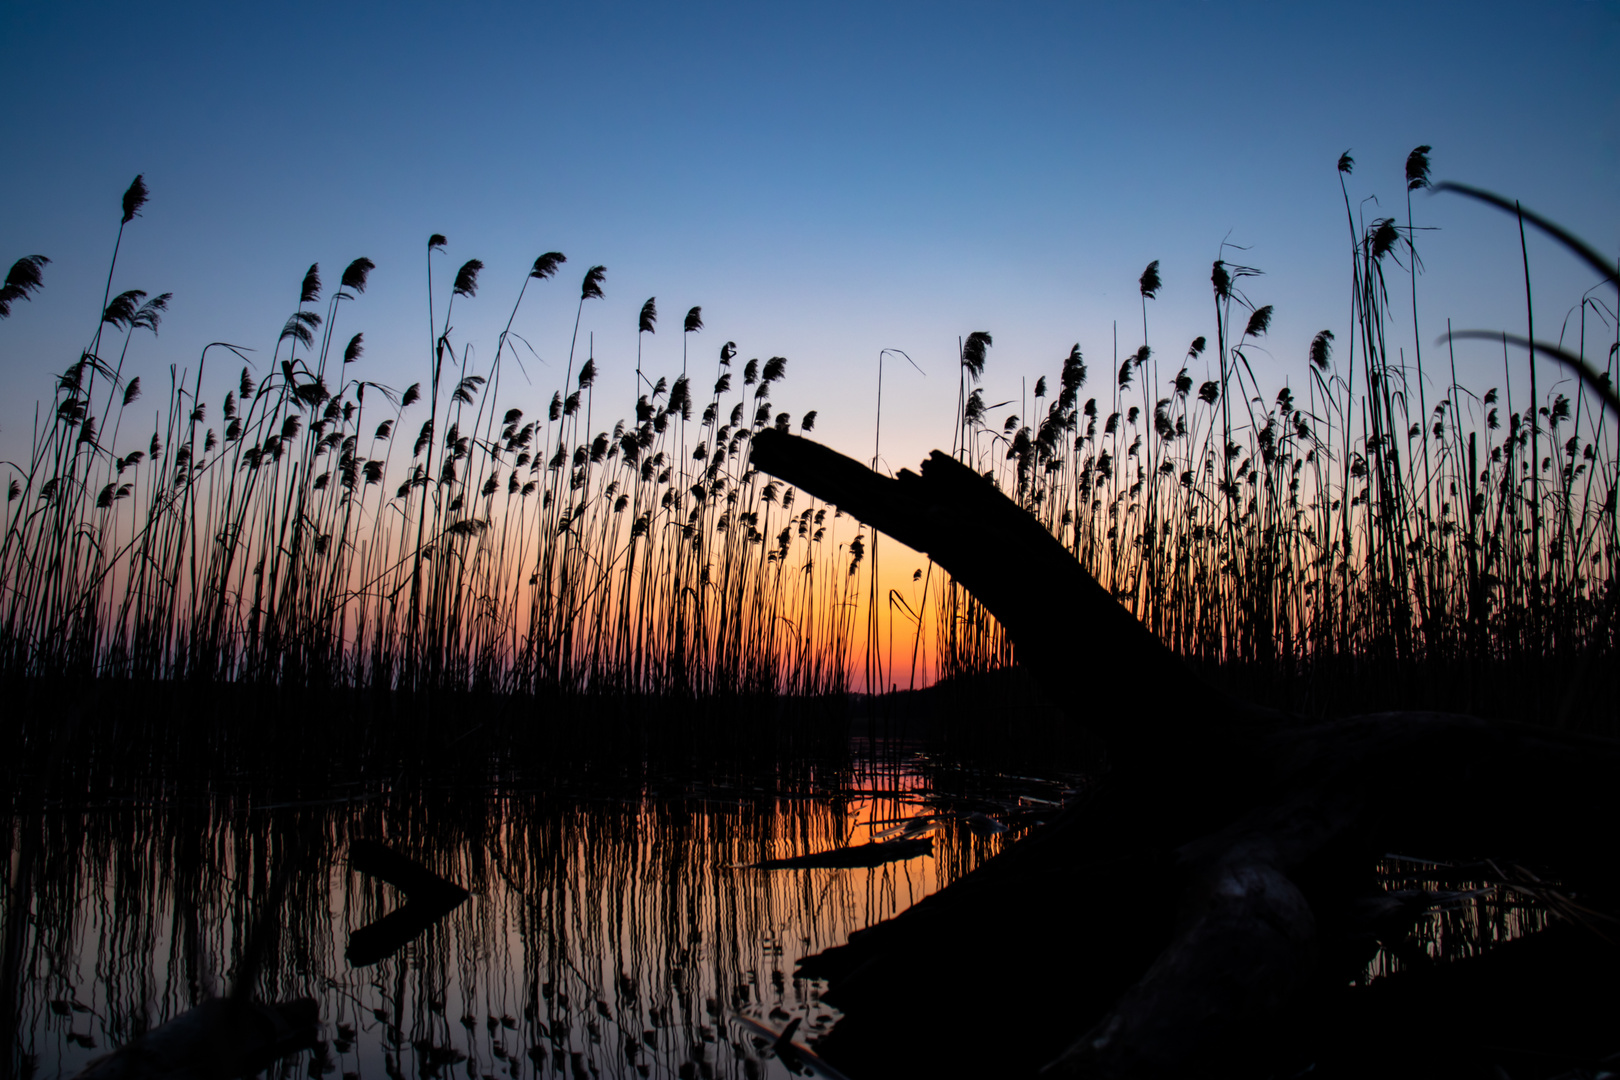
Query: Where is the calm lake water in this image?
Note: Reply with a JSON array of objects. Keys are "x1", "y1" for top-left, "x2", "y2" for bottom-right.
[
  {"x1": 6, "y1": 739, "x2": 1551, "y2": 1080},
  {"x1": 7, "y1": 748, "x2": 1081, "y2": 1080}
]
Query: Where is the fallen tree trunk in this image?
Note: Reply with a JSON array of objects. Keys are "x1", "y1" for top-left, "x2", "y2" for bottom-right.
[{"x1": 748, "y1": 428, "x2": 1619, "y2": 1079}]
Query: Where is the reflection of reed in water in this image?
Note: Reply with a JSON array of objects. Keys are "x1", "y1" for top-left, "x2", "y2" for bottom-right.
[
  {"x1": 8, "y1": 760, "x2": 1062, "y2": 1079},
  {"x1": 1359, "y1": 856, "x2": 1554, "y2": 985}
]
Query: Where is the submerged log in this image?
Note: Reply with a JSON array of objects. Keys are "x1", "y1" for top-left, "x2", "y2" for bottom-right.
[
  {"x1": 72, "y1": 841, "x2": 467, "y2": 1077},
  {"x1": 748, "y1": 428, "x2": 1619, "y2": 1079},
  {"x1": 346, "y1": 839, "x2": 470, "y2": 966},
  {"x1": 747, "y1": 836, "x2": 934, "y2": 869},
  {"x1": 69, "y1": 849, "x2": 321, "y2": 1080},
  {"x1": 73, "y1": 997, "x2": 319, "y2": 1080}
]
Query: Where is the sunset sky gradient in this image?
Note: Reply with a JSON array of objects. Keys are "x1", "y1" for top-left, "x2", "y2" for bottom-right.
[{"x1": 2, "y1": 1, "x2": 1616, "y2": 682}]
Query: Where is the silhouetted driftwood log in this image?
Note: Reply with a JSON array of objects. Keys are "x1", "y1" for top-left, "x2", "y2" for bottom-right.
[{"x1": 749, "y1": 428, "x2": 1619, "y2": 1079}]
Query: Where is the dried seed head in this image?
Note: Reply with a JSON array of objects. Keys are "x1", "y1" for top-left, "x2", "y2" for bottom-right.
[
  {"x1": 1244, "y1": 305, "x2": 1273, "y2": 339},
  {"x1": 452, "y1": 259, "x2": 484, "y2": 298},
  {"x1": 530, "y1": 252, "x2": 566, "y2": 279},
  {"x1": 1405, "y1": 145, "x2": 1433, "y2": 191},
  {"x1": 1139, "y1": 260, "x2": 1161, "y2": 300},
  {"x1": 961, "y1": 331, "x2": 992, "y2": 382},
  {"x1": 121, "y1": 175, "x2": 149, "y2": 224},
  {"x1": 341, "y1": 257, "x2": 375, "y2": 294},
  {"x1": 1309, "y1": 329, "x2": 1334, "y2": 370},
  {"x1": 580, "y1": 265, "x2": 607, "y2": 301}
]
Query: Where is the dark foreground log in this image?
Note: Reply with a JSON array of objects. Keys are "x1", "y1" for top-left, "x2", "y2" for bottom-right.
[
  {"x1": 73, "y1": 998, "x2": 319, "y2": 1080},
  {"x1": 749, "y1": 428, "x2": 1619, "y2": 1079}
]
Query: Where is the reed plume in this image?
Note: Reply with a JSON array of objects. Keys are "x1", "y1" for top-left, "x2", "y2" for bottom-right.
[{"x1": 0, "y1": 255, "x2": 50, "y2": 318}]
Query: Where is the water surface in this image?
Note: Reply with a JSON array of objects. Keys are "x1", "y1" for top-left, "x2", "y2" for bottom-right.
[
  {"x1": 5, "y1": 745, "x2": 1556, "y2": 1080},
  {"x1": 8, "y1": 751, "x2": 1078, "y2": 1079}
]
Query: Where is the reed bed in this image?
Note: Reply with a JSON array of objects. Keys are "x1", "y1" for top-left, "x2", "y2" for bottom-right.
[
  {"x1": 930, "y1": 151, "x2": 1617, "y2": 725},
  {"x1": 2, "y1": 154, "x2": 1614, "y2": 725},
  {"x1": 0, "y1": 179, "x2": 862, "y2": 698}
]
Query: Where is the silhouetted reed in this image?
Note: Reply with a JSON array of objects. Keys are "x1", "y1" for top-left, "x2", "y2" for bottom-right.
[
  {"x1": 932, "y1": 149, "x2": 1616, "y2": 727},
  {"x1": 0, "y1": 256, "x2": 49, "y2": 320},
  {"x1": 0, "y1": 179, "x2": 861, "y2": 701},
  {"x1": 2, "y1": 156, "x2": 1613, "y2": 727}
]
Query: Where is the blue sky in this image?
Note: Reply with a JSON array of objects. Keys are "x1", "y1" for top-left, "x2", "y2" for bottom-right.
[{"x1": 3, "y1": 0, "x2": 1616, "y2": 474}]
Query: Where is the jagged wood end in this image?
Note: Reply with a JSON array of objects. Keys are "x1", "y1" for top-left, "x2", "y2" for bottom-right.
[{"x1": 748, "y1": 427, "x2": 1272, "y2": 759}]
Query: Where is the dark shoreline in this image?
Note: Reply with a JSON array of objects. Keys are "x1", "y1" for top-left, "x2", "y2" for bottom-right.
[{"x1": 4, "y1": 645, "x2": 1613, "y2": 803}]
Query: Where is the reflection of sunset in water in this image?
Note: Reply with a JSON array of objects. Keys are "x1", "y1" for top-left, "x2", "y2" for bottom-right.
[{"x1": 13, "y1": 756, "x2": 1078, "y2": 1079}]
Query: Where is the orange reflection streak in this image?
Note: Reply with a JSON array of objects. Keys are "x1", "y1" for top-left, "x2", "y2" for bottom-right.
[{"x1": 14, "y1": 763, "x2": 1070, "y2": 1078}]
